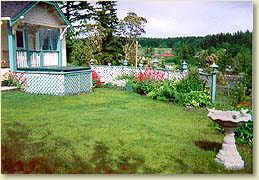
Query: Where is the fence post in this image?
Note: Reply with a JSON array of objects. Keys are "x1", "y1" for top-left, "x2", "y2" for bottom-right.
[
  {"x1": 182, "y1": 61, "x2": 188, "y2": 72},
  {"x1": 210, "y1": 63, "x2": 218, "y2": 104}
]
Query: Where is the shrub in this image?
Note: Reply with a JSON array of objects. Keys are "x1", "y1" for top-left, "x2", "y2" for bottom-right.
[
  {"x1": 69, "y1": 39, "x2": 93, "y2": 66},
  {"x1": 147, "y1": 80, "x2": 176, "y2": 102},
  {"x1": 234, "y1": 120, "x2": 253, "y2": 146},
  {"x1": 175, "y1": 71, "x2": 211, "y2": 108},
  {"x1": 92, "y1": 70, "x2": 102, "y2": 88},
  {"x1": 175, "y1": 71, "x2": 206, "y2": 94},
  {"x1": 229, "y1": 79, "x2": 247, "y2": 106},
  {"x1": 183, "y1": 90, "x2": 211, "y2": 108}
]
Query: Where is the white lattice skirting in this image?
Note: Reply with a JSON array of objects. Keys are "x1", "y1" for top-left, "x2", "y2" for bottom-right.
[{"x1": 23, "y1": 70, "x2": 92, "y2": 96}]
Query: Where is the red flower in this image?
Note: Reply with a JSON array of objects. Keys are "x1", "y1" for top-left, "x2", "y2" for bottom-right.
[
  {"x1": 136, "y1": 66, "x2": 166, "y2": 82},
  {"x1": 92, "y1": 70, "x2": 102, "y2": 88}
]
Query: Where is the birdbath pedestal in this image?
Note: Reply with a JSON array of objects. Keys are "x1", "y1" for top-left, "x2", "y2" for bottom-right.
[{"x1": 207, "y1": 108, "x2": 251, "y2": 170}]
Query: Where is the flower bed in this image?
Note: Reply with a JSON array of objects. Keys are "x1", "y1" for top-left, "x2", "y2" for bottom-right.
[{"x1": 91, "y1": 65, "x2": 188, "y2": 86}]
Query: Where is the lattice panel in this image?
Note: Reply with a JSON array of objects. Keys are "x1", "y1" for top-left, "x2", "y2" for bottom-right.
[
  {"x1": 23, "y1": 71, "x2": 92, "y2": 96},
  {"x1": 64, "y1": 72, "x2": 92, "y2": 95}
]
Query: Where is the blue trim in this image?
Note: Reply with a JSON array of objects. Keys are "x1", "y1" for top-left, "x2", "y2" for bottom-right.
[
  {"x1": 39, "y1": 31, "x2": 44, "y2": 67},
  {"x1": 57, "y1": 29, "x2": 62, "y2": 67},
  {"x1": 24, "y1": 24, "x2": 31, "y2": 67},
  {"x1": 7, "y1": 23, "x2": 15, "y2": 71}
]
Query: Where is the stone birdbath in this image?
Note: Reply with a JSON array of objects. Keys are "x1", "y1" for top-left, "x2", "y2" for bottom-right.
[{"x1": 207, "y1": 108, "x2": 251, "y2": 170}]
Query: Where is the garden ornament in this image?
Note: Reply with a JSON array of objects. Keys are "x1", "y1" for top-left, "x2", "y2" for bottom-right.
[{"x1": 207, "y1": 108, "x2": 251, "y2": 170}]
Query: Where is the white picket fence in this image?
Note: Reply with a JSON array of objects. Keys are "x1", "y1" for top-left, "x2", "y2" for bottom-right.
[{"x1": 91, "y1": 65, "x2": 188, "y2": 85}]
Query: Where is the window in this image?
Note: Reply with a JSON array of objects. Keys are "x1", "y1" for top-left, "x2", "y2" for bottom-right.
[
  {"x1": 16, "y1": 30, "x2": 24, "y2": 48},
  {"x1": 41, "y1": 29, "x2": 58, "y2": 50}
]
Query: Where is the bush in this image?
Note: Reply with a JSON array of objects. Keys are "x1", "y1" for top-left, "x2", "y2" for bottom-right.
[
  {"x1": 175, "y1": 71, "x2": 206, "y2": 93},
  {"x1": 69, "y1": 39, "x2": 93, "y2": 66},
  {"x1": 147, "y1": 80, "x2": 176, "y2": 102},
  {"x1": 229, "y1": 79, "x2": 248, "y2": 106},
  {"x1": 183, "y1": 90, "x2": 211, "y2": 108},
  {"x1": 234, "y1": 120, "x2": 253, "y2": 146},
  {"x1": 174, "y1": 71, "x2": 211, "y2": 107}
]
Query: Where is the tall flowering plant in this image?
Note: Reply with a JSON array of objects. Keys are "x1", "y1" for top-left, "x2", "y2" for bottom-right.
[
  {"x1": 136, "y1": 66, "x2": 166, "y2": 82},
  {"x1": 132, "y1": 67, "x2": 167, "y2": 95},
  {"x1": 92, "y1": 70, "x2": 102, "y2": 88}
]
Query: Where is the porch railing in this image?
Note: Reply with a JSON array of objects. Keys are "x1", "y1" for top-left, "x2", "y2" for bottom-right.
[{"x1": 16, "y1": 49, "x2": 59, "y2": 68}]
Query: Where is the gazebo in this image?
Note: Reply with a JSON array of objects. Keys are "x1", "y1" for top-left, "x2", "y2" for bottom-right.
[{"x1": 1, "y1": 1, "x2": 92, "y2": 95}]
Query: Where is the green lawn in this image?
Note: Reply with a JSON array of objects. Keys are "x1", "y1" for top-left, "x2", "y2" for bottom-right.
[{"x1": 1, "y1": 88, "x2": 253, "y2": 174}]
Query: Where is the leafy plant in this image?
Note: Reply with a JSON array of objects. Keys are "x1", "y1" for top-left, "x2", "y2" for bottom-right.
[
  {"x1": 1, "y1": 71, "x2": 26, "y2": 90},
  {"x1": 229, "y1": 79, "x2": 247, "y2": 106},
  {"x1": 183, "y1": 90, "x2": 211, "y2": 108},
  {"x1": 234, "y1": 120, "x2": 253, "y2": 146},
  {"x1": 175, "y1": 71, "x2": 206, "y2": 94},
  {"x1": 147, "y1": 80, "x2": 176, "y2": 102}
]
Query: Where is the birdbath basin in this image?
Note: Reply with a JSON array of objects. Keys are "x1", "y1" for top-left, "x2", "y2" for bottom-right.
[{"x1": 207, "y1": 108, "x2": 251, "y2": 170}]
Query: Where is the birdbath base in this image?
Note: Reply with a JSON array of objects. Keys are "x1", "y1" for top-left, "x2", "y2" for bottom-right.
[{"x1": 215, "y1": 127, "x2": 244, "y2": 170}]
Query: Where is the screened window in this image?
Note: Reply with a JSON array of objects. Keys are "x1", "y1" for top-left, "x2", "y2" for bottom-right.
[
  {"x1": 41, "y1": 29, "x2": 59, "y2": 50},
  {"x1": 16, "y1": 30, "x2": 24, "y2": 48}
]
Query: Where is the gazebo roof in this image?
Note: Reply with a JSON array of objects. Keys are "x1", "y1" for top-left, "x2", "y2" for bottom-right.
[
  {"x1": 1, "y1": 1, "x2": 71, "y2": 27},
  {"x1": 1, "y1": 1, "x2": 32, "y2": 18}
]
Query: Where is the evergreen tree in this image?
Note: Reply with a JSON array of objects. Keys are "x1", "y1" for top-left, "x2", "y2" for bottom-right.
[
  {"x1": 91, "y1": 0, "x2": 124, "y2": 65},
  {"x1": 58, "y1": 1, "x2": 94, "y2": 62}
]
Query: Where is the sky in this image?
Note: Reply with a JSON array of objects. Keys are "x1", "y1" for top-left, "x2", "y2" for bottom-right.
[{"x1": 115, "y1": 0, "x2": 253, "y2": 38}]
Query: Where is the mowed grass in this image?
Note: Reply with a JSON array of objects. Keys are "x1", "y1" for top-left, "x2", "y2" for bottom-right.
[{"x1": 1, "y1": 88, "x2": 253, "y2": 174}]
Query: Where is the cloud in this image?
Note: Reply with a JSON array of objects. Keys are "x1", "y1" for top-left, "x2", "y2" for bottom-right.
[{"x1": 117, "y1": 0, "x2": 252, "y2": 38}]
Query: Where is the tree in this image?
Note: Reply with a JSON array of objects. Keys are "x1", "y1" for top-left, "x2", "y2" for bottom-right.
[
  {"x1": 59, "y1": 1, "x2": 94, "y2": 62},
  {"x1": 89, "y1": 0, "x2": 124, "y2": 65},
  {"x1": 119, "y1": 12, "x2": 147, "y2": 66}
]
